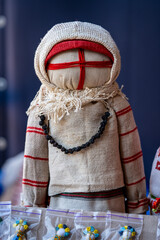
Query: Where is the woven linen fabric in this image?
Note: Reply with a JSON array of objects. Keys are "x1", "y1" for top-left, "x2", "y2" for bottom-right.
[{"x1": 22, "y1": 21, "x2": 148, "y2": 213}]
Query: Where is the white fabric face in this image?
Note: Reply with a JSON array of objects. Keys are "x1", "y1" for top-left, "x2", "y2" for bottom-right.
[{"x1": 47, "y1": 49, "x2": 111, "y2": 90}]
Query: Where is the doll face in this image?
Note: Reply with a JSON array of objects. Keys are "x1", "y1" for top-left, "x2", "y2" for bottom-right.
[{"x1": 47, "y1": 49, "x2": 111, "y2": 90}]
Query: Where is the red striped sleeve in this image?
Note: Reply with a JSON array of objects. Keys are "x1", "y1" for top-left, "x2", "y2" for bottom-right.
[
  {"x1": 116, "y1": 106, "x2": 132, "y2": 117},
  {"x1": 24, "y1": 155, "x2": 48, "y2": 161},
  {"x1": 128, "y1": 198, "x2": 149, "y2": 206},
  {"x1": 122, "y1": 151, "x2": 143, "y2": 164},
  {"x1": 120, "y1": 126, "x2": 137, "y2": 137},
  {"x1": 128, "y1": 198, "x2": 149, "y2": 209},
  {"x1": 26, "y1": 126, "x2": 45, "y2": 135},
  {"x1": 27, "y1": 127, "x2": 44, "y2": 132},
  {"x1": 22, "y1": 179, "x2": 48, "y2": 188},
  {"x1": 126, "y1": 176, "x2": 146, "y2": 187},
  {"x1": 23, "y1": 179, "x2": 48, "y2": 184},
  {"x1": 26, "y1": 130, "x2": 45, "y2": 135}
]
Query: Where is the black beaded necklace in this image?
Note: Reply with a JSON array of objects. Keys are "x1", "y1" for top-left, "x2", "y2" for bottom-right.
[{"x1": 38, "y1": 111, "x2": 110, "y2": 154}]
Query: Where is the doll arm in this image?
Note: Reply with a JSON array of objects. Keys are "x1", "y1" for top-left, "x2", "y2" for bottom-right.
[
  {"x1": 22, "y1": 112, "x2": 49, "y2": 207},
  {"x1": 111, "y1": 96, "x2": 148, "y2": 213}
]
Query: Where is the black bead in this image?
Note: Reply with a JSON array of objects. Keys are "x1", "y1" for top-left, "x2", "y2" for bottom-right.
[
  {"x1": 75, "y1": 147, "x2": 81, "y2": 151},
  {"x1": 86, "y1": 142, "x2": 91, "y2": 147},
  {"x1": 71, "y1": 148, "x2": 76, "y2": 152},
  {"x1": 46, "y1": 135, "x2": 52, "y2": 140},
  {"x1": 57, "y1": 144, "x2": 62, "y2": 149},
  {"x1": 68, "y1": 149, "x2": 74, "y2": 154},
  {"x1": 102, "y1": 115, "x2": 107, "y2": 120},
  {"x1": 50, "y1": 139, "x2": 55, "y2": 144},
  {"x1": 94, "y1": 133, "x2": 100, "y2": 139},
  {"x1": 81, "y1": 144, "x2": 86, "y2": 149},
  {"x1": 105, "y1": 112, "x2": 110, "y2": 117},
  {"x1": 61, "y1": 147, "x2": 66, "y2": 152},
  {"x1": 39, "y1": 120, "x2": 44, "y2": 126},
  {"x1": 53, "y1": 142, "x2": 58, "y2": 147},
  {"x1": 44, "y1": 130, "x2": 48, "y2": 134},
  {"x1": 90, "y1": 138, "x2": 95, "y2": 144},
  {"x1": 42, "y1": 125, "x2": 47, "y2": 130},
  {"x1": 40, "y1": 115, "x2": 45, "y2": 121},
  {"x1": 100, "y1": 121, "x2": 105, "y2": 127},
  {"x1": 65, "y1": 150, "x2": 69, "y2": 154},
  {"x1": 99, "y1": 126, "x2": 105, "y2": 132},
  {"x1": 98, "y1": 129, "x2": 103, "y2": 135},
  {"x1": 103, "y1": 118, "x2": 108, "y2": 124}
]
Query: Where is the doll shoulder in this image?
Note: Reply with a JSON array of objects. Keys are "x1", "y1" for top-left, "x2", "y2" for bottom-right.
[{"x1": 108, "y1": 95, "x2": 131, "y2": 113}]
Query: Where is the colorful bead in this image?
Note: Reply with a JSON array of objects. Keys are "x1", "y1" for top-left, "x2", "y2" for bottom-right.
[
  {"x1": 119, "y1": 225, "x2": 136, "y2": 240},
  {"x1": 54, "y1": 224, "x2": 70, "y2": 239},
  {"x1": 13, "y1": 219, "x2": 29, "y2": 240},
  {"x1": 83, "y1": 226, "x2": 99, "y2": 240}
]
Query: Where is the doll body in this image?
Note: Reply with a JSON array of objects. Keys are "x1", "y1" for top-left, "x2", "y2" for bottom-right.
[{"x1": 22, "y1": 21, "x2": 148, "y2": 213}]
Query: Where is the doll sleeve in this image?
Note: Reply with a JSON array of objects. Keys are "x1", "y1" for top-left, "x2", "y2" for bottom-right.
[
  {"x1": 111, "y1": 96, "x2": 148, "y2": 214},
  {"x1": 22, "y1": 112, "x2": 49, "y2": 207}
]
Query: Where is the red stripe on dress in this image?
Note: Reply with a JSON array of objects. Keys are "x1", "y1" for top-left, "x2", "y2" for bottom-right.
[
  {"x1": 24, "y1": 155, "x2": 48, "y2": 161},
  {"x1": 60, "y1": 189, "x2": 123, "y2": 198},
  {"x1": 27, "y1": 127, "x2": 44, "y2": 132},
  {"x1": 122, "y1": 151, "x2": 143, "y2": 164},
  {"x1": 60, "y1": 192, "x2": 123, "y2": 198},
  {"x1": 22, "y1": 179, "x2": 48, "y2": 184},
  {"x1": 122, "y1": 151, "x2": 143, "y2": 161},
  {"x1": 22, "y1": 182, "x2": 48, "y2": 188},
  {"x1": 120, "y1": 127, "x2": 137, "y2": 137},
  {"x1": 116, "y1": 106, "x2": 132, "y2": 116},
  {"x1": 128, "y1": 198, "x2": 149, "y2": 206},
  {"x1": 26, "y1": 130, "x2": 45, "y2": 135},
  {"x1": 128, "y1": 202, "x2": 148, "y2": 209},
  {"x1": 126, "y1": 176, "x2": 146, "y2": 187}
]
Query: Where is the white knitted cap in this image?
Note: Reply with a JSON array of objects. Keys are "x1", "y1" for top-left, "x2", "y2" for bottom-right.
[{"x1": 34, "y1": 21, "x2": 121, "y2": 89}]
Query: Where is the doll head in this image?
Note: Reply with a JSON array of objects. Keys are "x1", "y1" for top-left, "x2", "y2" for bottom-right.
[
  {"x1": 27, "y1": 22, "x2": 124, "y2": 122},
  {"x1": 34, "y1": 21, "x2": 121, "y2": 91},
  {"x1": 45, "y1": 40, "x2": 113, "y2": 90}
]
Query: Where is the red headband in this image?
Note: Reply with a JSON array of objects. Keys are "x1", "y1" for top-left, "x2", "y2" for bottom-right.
[
  {"x1": 45, "y1": 40, "x2": 114, "y2": 65},
  {"x1": 45, "y1": 40, "x2": 114, "y2": 90}
]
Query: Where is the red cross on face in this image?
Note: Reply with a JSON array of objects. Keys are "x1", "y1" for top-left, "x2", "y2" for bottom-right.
[{"x1": 45, "y1": 40, "x2": 113, "y2": 90}]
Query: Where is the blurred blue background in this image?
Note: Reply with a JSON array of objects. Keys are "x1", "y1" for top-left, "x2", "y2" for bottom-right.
[{"x1": 0, "y1": 0, "x2": 160, "y2": 186}]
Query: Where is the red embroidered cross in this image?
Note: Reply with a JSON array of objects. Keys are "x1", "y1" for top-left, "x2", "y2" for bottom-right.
[{"x1": 47, "y1": 48, "x2": 112, "y2": 90}]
